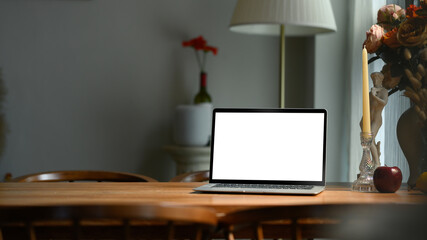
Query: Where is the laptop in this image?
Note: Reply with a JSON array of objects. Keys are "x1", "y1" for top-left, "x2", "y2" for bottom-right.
[{"x1": 193, "y1": 108, "x2": 327, "y2": 195}]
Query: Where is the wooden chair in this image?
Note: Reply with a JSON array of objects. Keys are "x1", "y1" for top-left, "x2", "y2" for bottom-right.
[
  {"x1": 218, "y1": 203, "x2": 427, "y2": 240},
  {"x1": 169, "y1": 170, "x2": 209, "y2": 182},
  {"x1": 0, "y1": 204, "x2": 218, "y2": 240},
  {"x1": 10, "y1": 170, "x2": 158, "y2": 182}
]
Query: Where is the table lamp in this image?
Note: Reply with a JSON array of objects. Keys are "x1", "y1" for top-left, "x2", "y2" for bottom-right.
[{"x1": 229, "y1": 0, "x2": 337, "y2": 108}]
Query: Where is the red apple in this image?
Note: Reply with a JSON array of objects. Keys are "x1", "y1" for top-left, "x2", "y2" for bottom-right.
[{"x1": 373, "y1": 166, "x2": 403, "y2": 193}]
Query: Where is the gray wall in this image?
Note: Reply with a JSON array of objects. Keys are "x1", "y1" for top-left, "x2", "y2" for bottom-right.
[
  {"x1": 0, "y1": 0, "x2": 346, "y2": 182},
  {"x1": 315, "y1": 0, "x2": 348, "y2": 181}
]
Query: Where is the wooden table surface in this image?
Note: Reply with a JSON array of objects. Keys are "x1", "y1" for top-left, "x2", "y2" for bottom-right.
[
  {"x1": 1, "y1": 182, "x2": 426, "y2": 215},
  {"x1": 1, "y1": 182, "x2": 427, "y2": 239}
]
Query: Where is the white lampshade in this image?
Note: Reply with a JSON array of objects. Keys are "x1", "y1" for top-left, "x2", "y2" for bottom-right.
[{"x1": 230, "y1": 0, "x2": 337, "y2": 36}]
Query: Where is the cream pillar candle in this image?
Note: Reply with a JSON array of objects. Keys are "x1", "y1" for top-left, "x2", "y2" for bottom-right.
[{"x1": 362, "y1": 47, "x2": 371, "y2": 133}]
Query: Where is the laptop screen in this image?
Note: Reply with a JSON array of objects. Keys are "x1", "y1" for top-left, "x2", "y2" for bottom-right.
[{"x1": 210, "y1": 108, "x2": 327, "y2": 184}]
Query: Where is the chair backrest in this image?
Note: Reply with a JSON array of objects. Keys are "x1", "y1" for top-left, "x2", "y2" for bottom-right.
[
  {"x1": 10, "y1": 170, "x2": 158, "y2": 182},
  {"x1": 0, "y1": 204, "x2": 217, "y2": 240},
  {"x1": 218, "y1": 203, "x2": 427, "y2": 240},
  {"x1": 169, "y1": 170, "x2": 209, "y2": 182}
]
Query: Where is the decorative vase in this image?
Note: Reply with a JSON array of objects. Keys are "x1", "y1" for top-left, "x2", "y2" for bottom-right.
[
  {"x1": 173, "y1": 104, "x2": 213, "y2": 146},
  {"x1": 396, "y1": 106, "x2": 427, "y2": 188},
  {"x1": 194, "y1": 72, "x2": 212, "y2": 104}
]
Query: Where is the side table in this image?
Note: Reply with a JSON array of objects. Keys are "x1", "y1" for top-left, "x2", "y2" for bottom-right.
[{"x1": 164, "y1": 145, "x2": 210, "y2": 174}]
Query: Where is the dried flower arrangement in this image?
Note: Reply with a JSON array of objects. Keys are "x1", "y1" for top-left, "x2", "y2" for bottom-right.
[{"x1": 364, "y1": 2, "x2": 427, "y2": 126}]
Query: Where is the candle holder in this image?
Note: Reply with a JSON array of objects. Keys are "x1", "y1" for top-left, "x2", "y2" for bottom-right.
[{"x1": 352, "y1": 132, "x2": 379, "y2": 192}]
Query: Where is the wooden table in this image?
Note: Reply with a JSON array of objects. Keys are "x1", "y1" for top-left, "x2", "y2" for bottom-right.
[
  {"x1": 1, "y1": 182, "x2": 426, "y2": 239},
  {"x1": 1, "y1": 182, "x2": 426, "y2": 211}
]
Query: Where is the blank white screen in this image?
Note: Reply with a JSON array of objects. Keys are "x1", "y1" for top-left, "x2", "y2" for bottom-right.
[{"x1": 212, "y1": 112, "x2": 325, "y2": 181}]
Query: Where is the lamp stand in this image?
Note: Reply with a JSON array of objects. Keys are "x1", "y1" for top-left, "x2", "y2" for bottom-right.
[{"x1": 280, "y1": 24, "x2": 285, "y2": 108}]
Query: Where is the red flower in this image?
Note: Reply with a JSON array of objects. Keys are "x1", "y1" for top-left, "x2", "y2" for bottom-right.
[
  {"x1": 382, "y1": 28, "x2": 401, "y2": 48},
  {"x1": 406, "y1": 4, "x2": 422, "y2": 18},
  {"x1": 182, "y1": 35, "x2": 218, "y2": 72},
  {"x1": 182, "y1": 36, "x2": 207, "y2": 50}
]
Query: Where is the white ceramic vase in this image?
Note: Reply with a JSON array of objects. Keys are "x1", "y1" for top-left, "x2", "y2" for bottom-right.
[{"x1": 173, "y1": 103, "x2": 213, "y2": 146}]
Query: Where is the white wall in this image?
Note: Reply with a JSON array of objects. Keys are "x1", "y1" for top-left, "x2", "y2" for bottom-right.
[
  {"x1": 0, "y1": 0, "x2": 348, "y2": 182},
  {"x1": 0, "y1": 0, "x2": 279, "y2": 181}
]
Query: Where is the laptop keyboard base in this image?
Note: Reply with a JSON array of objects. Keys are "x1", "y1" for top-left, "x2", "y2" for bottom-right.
[{"x1": 212, "y1": 183, "x2": 314, "y2": 190}]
